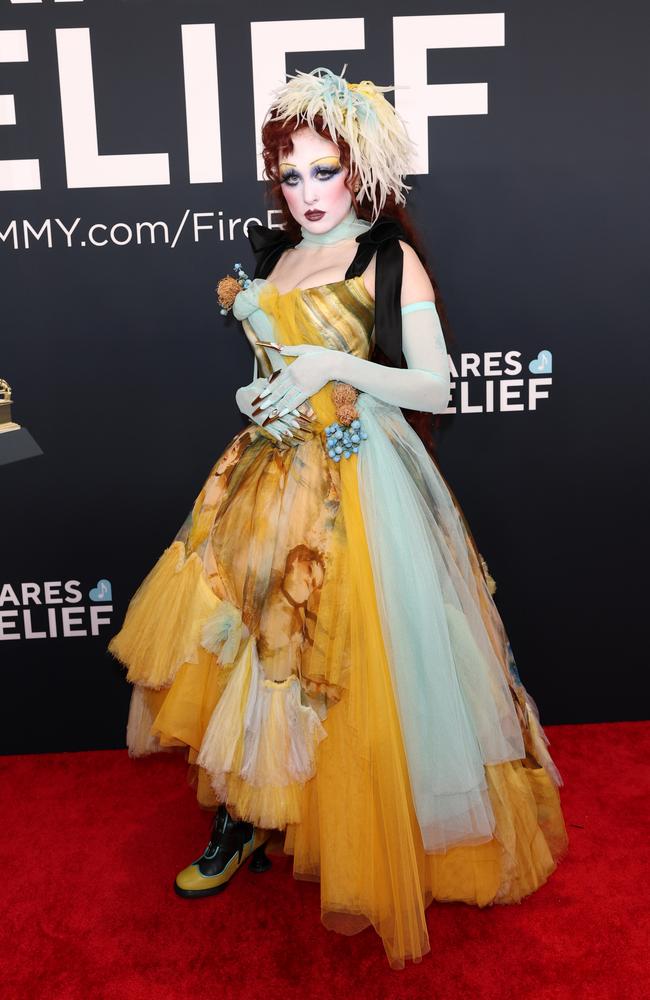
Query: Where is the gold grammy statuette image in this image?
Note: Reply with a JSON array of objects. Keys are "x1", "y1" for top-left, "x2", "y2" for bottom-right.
[{"x1": 0, "y1": 379, "x2": 21, "y2": 434}]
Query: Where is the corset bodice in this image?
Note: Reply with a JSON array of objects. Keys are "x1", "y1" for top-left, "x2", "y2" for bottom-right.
[{"x1": 257, "y1": 275, "x2": 375, "y2": 360}]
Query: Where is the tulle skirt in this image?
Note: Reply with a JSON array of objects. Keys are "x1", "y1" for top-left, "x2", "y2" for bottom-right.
[{"x1": 108, "y1": 380, "x2": 568, "y2": 968}]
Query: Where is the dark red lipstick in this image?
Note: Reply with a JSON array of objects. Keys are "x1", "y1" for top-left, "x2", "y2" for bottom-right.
[{"x1": 304, "y1": 209, "x2": 325, "y2": 221}]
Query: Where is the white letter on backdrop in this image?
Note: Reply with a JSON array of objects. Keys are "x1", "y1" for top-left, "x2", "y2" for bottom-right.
[
  {"x1": 55, "y1": 27, "x2": 169, "y2": 188},
  {"x1": 0, "y1": 30, "x2": 41, "y2": 191},
  {"x1": 393, "y1": 13, "x2": 505, "y2": 174},
  {"x1": 181, "y1": 23, "x2": 222, "y2": 184}
]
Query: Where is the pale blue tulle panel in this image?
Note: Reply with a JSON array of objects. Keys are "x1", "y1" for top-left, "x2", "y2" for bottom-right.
[{"x1": 355, "y1": 394, "x2": 525, "y2": 853}]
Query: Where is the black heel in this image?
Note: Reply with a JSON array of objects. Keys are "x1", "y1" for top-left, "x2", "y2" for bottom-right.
[{"x1": 249, "y1": 843, "x2": 272, "y2": 873}]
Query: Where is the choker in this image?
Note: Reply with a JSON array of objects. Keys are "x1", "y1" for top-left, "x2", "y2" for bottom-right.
[{"x1": 297, "y1": 206, "x2": 371, "y2": 246}]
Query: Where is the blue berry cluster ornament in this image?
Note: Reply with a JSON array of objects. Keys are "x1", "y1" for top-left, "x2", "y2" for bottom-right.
[{"x1": 324, "y1": 419, "x2": 368, "y2": 461}]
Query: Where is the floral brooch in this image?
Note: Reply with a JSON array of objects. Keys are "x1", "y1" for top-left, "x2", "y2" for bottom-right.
[
  {"x1": 324, "y1": 382, "x2": 368, "y2": 462},
  {"x1": 216, "y1": 263, "x2": 251, "y2": 315}
]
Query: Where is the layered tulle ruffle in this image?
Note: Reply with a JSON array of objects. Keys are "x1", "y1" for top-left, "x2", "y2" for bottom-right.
[
  {"x1": 354, "y1": 393, "x2": 543, "y2": 852},
  {"x1": 196, "y1": 634, "x2": 327, "y2": 829}
]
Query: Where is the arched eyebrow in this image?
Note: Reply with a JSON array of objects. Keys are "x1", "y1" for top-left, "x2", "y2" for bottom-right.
[{"x1": 279, "y1": 155, "x2": 341, "y2": 169}]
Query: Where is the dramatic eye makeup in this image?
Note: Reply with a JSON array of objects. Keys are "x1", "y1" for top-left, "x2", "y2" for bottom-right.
[
  {"x1": 279, "y1": 167, "x2": 300, "y2": 186},
  {"x1": 279, "y1": 156, "x2": 343, "y2": 186}
]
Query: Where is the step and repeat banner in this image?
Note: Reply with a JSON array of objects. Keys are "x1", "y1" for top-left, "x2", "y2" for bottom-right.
[{"x1": 1, "y1": 1, "x2": 646, "y2": 752}]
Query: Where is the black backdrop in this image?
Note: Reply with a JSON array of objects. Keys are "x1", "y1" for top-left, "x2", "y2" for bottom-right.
[{"x1": 1, "y1": 1, "x2": 647, "y2": 753}]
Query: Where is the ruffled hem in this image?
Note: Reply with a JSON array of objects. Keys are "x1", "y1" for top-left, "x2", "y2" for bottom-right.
[
  {"x1": 196, "y1": 635, "x2": 327, "y2": 828},
  {"x1": 215, "y1": 773, "x2": 307, "y2": 830},
  {"x1": 108, "y1": 541, "x2": 220, "y2": 689},
  {"x1": 285, "y1": 752, "x2": 568, "y2": 970},
  {"x1": 126, "y1": 685, "x2": 168, "y2": 757}
]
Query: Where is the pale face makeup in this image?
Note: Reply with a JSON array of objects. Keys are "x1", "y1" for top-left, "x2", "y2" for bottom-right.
[{"x1": 278, "y1": 126, "x2": 354, "y2": 235}]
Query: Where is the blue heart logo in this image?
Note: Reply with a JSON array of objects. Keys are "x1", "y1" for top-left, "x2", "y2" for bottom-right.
[
  {"x1": 529, "y1": 350, "x2": 552, "y2": 374},
  {"x1": 89, "y1": 579, "x2": 112, "y2": 602}
]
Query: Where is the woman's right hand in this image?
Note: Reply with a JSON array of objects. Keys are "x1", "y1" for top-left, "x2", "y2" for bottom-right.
[{"x1": 236, "y1": 376, "x2": 313, "y2": 446}]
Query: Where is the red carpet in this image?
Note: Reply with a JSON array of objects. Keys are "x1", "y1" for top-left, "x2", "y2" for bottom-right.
[{"x1": 1, "y1": 721, "x2": 648, "y2": 1000}]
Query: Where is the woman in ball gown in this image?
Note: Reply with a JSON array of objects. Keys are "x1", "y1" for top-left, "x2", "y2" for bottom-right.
[{"x1": 108, "y1": 67, "x2": 568, "y2": 969}]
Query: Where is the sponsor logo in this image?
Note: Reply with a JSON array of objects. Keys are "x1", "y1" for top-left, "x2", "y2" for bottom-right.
[
  {"x1": 448, "y1": 349, "x2": 552, "y2": 413},
  {"x1": 0, "y1": 577, "x2": 113, "y2": 640}
]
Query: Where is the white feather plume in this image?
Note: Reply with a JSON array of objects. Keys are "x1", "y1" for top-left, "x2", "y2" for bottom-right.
[{"x1": 265, "y1": 66, "x2": 416, "y2": 220}]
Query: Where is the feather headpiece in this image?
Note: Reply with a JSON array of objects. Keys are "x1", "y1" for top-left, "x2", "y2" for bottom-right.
[{"x1": 265, "y1": 65, "x2": 416, "y2": 220}]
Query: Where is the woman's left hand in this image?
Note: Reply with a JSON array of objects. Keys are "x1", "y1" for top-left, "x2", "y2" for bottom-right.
[{"x1": 252, "y1": 344, "x2": 339, "y2": 420}]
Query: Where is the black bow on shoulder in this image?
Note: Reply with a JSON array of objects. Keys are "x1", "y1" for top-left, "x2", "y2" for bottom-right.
[
  {"x1": 246, "y1": 214, "x2": 412, "y2": 367},
  {"x1": 247, "y1": 223, "x2": 296, "y2": 281},
  {"x1": 352, "y1": 215, "x2": 408, "y2": 249}
]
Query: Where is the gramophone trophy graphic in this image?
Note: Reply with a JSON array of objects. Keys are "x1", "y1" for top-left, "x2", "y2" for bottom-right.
[
  {"x1": 0, "y1": 378, "x2": 43, "y2": 466},
  {"x1": 0, "y1": 379, "x2": 19, "y2": 431}
]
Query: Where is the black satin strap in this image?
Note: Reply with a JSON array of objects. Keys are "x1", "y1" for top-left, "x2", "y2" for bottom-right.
[
  {"x1": 246, "y1": 215, "x2": 412, "y2": 367},
  {"x1": 345, "y1": 216, "x2": 410, "y2": 367},
  {"x1": 247, "y1": 223, "x2": 296, "y2": 279}
]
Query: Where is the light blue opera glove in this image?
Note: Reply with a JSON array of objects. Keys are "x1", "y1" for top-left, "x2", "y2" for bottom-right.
[
  {"x1": 232, "y1": 277, "x2": 308, "y2": 437},
  {"x1": 252, "y1": 344, "x2": 338, "y2": 417},
  {"x1": 232, "y1": 277, "x2": 278, "y2": 346},
  {"x1": 263, "y1": 303, "x2": 451, "y2": 416},
  {"x1": 253, "y1": 302, "x2": 450, "y2": 418},
  {"x1": 236, "y1": 376, "x2": 302, "y2": 445}
]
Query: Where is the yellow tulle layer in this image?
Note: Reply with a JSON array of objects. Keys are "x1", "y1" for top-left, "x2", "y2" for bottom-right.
[
  {"x1": 108, "y1": 542, "x2": 219, "y2": 689},
  {"x1": 280, "y1": 451, "x2": 568, "y2": 967}
]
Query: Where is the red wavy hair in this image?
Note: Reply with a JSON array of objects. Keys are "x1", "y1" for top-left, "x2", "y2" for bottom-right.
[{"x1": 260, "y1": 114, "x2": 455, "y2": 458}]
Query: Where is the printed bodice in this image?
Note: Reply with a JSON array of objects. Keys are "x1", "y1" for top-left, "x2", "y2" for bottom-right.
[
  {"x1": 234, "y1": 275, "x2": 375, "y2": 429},
  {"x1": 235, "y1": 275, "x2": 375, "y2": 362}
]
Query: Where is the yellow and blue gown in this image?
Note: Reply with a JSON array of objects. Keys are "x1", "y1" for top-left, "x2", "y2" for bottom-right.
[{"x1": 108, "y1": 274, "x2": 568, "y2": 969}]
